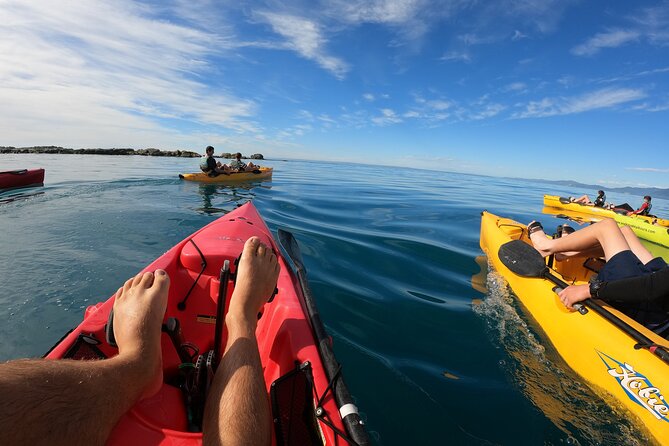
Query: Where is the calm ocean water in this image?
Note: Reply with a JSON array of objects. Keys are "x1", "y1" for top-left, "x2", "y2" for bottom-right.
[{"x1": 2, "y1": 154, "x2": 668, "y2": 445}]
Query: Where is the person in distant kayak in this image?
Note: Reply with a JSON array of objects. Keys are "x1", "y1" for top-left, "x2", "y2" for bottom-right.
[
  {"x1": 527, "y1": 218, "x2": 669, "y2": 335},
  {"x1": 571, "y1": 190, "x2": 606, "y2": 207},
  {"x1": 627, "y1": 195, "x2": 652, "y2": 216},
  {"x1": 228, "y1": 152, "x2": 259, "y2": 172},
  {"x1": 0, "y1": 237, "x2": 277, "y2": 446},
  {"x1": 200, "y1": 145, "x2": 230, "y2": 176}
]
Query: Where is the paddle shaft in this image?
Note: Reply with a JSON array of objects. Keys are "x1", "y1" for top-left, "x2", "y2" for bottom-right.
[{"x1": 278, "y1": 230, "x2": 370, "y2": 446}]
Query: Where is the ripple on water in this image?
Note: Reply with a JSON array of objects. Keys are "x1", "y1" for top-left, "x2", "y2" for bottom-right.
[{"x1": 474, "y1": 265, "x2": 648, "y2": 445}]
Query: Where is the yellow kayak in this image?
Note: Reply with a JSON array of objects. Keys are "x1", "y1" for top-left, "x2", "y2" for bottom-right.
[
  {"x1": 544, "y1": 195, "x2": 669, "y2": 227},
  {"x1": 480, "y1": 211, "x2": 669, "y2": 445},
  {"x1": 544, "y1": 195, "x2": 669, "y2": 248},
  {"x1": 179, "y1": 167, "x2": 273, "y2": 183}
]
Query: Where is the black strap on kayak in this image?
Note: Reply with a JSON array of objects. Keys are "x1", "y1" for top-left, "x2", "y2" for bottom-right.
[
  {"x1": 213, "y1": 260, "x2": 230, "y2": 370},
  {"x1": 178, "y1": 239, "x2": 207, "y2": 311},
  {"x1": 0, "y1": 169, "x2": 28, "y2": 175}
]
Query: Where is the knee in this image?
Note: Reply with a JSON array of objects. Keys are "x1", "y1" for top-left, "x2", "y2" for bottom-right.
[{"x1": 599, "y1": 218, "x2": 619, "y2": 233}]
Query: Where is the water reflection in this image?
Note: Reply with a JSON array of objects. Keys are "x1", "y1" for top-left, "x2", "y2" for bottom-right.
[
  {"x1": 0, "y1": 190, "x2": 45, "y2": 205},
  {"x1": 196, "y1": 183, "x2": 271, "y2": 215}
]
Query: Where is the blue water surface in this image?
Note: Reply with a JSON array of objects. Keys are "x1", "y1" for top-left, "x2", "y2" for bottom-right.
[{"x1": 2, "y1": 154, "x2": 667, "y2": 445}]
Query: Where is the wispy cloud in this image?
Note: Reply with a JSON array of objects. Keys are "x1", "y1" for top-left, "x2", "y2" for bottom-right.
[
  {"x1": 372, "y1": 108, "x2": 403, "y2": 126},
  {"x1": 571, "y1": 29, "x2": 640, "y2": 56},
  {"x1": 502, "y1": 82, "x2": 528, "y2": 93},
  {"x1": 254, "y1": 11, "x2": 348, "y2": 79},
  {"x1": 328, "y1": 0, "x2": 424, "y2": 25},
  {"x1": 572, "y1": 4, "x2": 669, "y2": 56},
  {"x1": 513, "y1": 88, "x2": 646, "y2": 118},
  {"x1": 631, "y1": 3, "x2": 669, "y2": 45},
  {"x1": 440, "y1": 51, "x2": 472, "y2": 63},
  {"x1": 626, "y1": 167, "x2": 669, "y2": 173},
  {"x1": 0, "y1": 0, "x2": 259, "y2": 147},
  {"x1": 512, "y1": 30, "x2": 528, "y2": 41}
]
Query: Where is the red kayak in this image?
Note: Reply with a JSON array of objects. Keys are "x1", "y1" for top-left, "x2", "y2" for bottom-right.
[
  {"x1": 45, "y1": 202, "x2": 369, "y2": 446},
  {"x1": 0, "y1": 169, "x2": 45, "y2": 190}
]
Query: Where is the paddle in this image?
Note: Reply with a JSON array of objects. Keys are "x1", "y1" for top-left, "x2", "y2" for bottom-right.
[
  {"x1": 277, "y1": 229, "x2": 370, "y2": 446},
  {"x1": 498, "y1": 240, "x2": 587, "y2": 314},
  {"x1": 499, "y1": 240, "x2": 669, "y2": 363}
]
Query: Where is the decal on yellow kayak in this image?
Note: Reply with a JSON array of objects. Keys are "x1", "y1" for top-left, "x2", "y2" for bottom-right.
[{"x1": 598, "y1": 351, "x2": 668, "y2": 421}]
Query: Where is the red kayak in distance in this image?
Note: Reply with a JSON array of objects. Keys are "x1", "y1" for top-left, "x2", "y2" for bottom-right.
[
  {"x1": 0, "y1": 169, "x2": 45, "y2": 190},
  {"x1": 44, "y1": 201, "x2": 370, "y2": 446}
]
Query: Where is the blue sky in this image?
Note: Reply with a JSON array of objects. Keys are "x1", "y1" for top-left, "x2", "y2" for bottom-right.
[{"x1": 1, "y1": 1, "x2": 668, "y2": 187}]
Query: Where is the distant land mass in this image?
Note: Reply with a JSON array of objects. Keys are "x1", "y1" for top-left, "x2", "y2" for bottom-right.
[
  {"x1": 515, "y1": 177, "x2": 669, "y2": 200},
  {"x1": 0, "y1": 146, "x2": 265, "y2": 160},
  {"x1": 1, "y1": 145, "x2": 200, "y2": 157}
]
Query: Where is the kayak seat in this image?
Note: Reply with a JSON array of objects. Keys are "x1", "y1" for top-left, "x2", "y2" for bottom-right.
[
  {"x1": 180, "y1": 236, "x2": 244, "y2": 277},
  {"x1": 583, "y1": 257, "x2": 605, "y2": 274}
]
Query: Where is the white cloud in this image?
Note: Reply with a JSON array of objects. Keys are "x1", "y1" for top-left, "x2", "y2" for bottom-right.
[
  {"x1": 255, "y1": 11, "x2": 348, "y2": 79},
  {"x1": 502, "y1": 82, "x2": 527, "y2": 93},
  {"x1": 425, "y1": 100, "x2": 451, "y2": 111},
  {"x1": 626, "y1": 167, "x2": 669, "y2": 173},
  {"x1": 372, "y1": 108, "x2": 403, "y2": 125},
  {"x1": 329, "y1": 0, "x2": 424, "y2": 24},
  {"x1": 0, "y1": 0, "x2": 260, "y2": 148},
  {"x1": 571, "y1": 29, "x2": 640, "y2": 56},
  {"x1": 512, "y1": 30, "x2": 528, "y2": 41},
  {"x1": 363, "y1": 93, "x2": 376, "y2": 101},
  {"x1": 469, "y1": 103, "x2": 506, "y2": 120},
  {"x1": 440, "y1": 51, "x2": 471, "y2": 63},
  {"x1": 514, "y1": 88, "x2": 646, "y2": 118}
]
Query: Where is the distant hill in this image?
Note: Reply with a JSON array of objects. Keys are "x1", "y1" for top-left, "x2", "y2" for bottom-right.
[{"x1": 520, "y1": 178, "x2": 669, "y2": 200}]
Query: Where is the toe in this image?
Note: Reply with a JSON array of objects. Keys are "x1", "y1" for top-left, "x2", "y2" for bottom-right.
[
  {"x1": 139, "y1": 271, "x2": 155, "y2": 288},
  {"x1": 244, "y1": 236, "x2": 261, "y2": 256},
  {"x1": 131, "y1": 272, "x2": 145, "y2": 287},
  {"x1": 122, "y1": 277, "x2": 135, "y2": 294},
  {"x1": 152, "y1": 269, "x2": 170, "y2": 291}
]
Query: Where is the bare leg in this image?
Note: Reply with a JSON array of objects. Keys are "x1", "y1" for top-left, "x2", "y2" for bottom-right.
[
  {"x1": 0, "y1": 270, "x2": 169, "y2": 446},
  {"x1": 530, "y1": 218, "x2": 630, "y2": 261},
  {"x1": 620, "y1": 225, "x2": 654, "y2": 264},
  {"x1": 202, "y1": 237, "x2": 279, "y2": 446},
  {"x1": 573, "y1": 194, "x2": 591, "y2": 204}
]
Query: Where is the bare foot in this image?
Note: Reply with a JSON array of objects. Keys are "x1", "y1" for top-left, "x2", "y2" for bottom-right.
[
  {"x1": 112, "y1": 269, "x2": 169, "y2": 397},
  {"x1": 228, "y1": 237, "x2": 280, "y2": 324}
]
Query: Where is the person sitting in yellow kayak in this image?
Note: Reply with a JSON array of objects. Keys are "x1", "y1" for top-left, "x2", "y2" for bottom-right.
[
  {"x1": 571, "y1": 190, "x2": 606, "y2": 207},
  {"x1": 628, "y1": 195, "x2": 652, "y2": 216},
  {"x1": 228, "y1": 152, "x2": 259, "y2": 172},
  {"x1": 527, "y1": 218, "x2": 669, "y2": 335},
  {"x1": 200, "y1": 146, "x2": 230, "y2": 176}
]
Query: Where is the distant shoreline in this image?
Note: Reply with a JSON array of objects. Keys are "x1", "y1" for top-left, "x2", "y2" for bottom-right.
[
  {"x1": 1, "y1": 146, "x2": 201, "y2": 157},
  {"x1": 0, "y1": 146, "x2": 265, "y2": 160}
]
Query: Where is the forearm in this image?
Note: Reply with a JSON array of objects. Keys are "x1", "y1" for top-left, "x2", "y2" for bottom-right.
[{"x1": 599, "y1": 269, "x2": 669, "y2": 304}]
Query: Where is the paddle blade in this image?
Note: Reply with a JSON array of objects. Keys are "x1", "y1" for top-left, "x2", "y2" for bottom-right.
[
  {"x1": 277, "y1": 229, "x2": 306, "y2": 274},
  {"x1": 498, "y1": 240, "x2": 547, "y2": 278}
]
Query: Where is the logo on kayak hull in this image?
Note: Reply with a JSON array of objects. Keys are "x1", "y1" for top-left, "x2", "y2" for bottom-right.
[{"x1": 598, "y1": 351, "x2": 668, "y2": 422}]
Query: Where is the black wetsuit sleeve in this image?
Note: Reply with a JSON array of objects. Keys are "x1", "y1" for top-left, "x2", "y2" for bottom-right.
[{"x1": 598, "y1": 268, "x2": 669, "y2": 306}]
